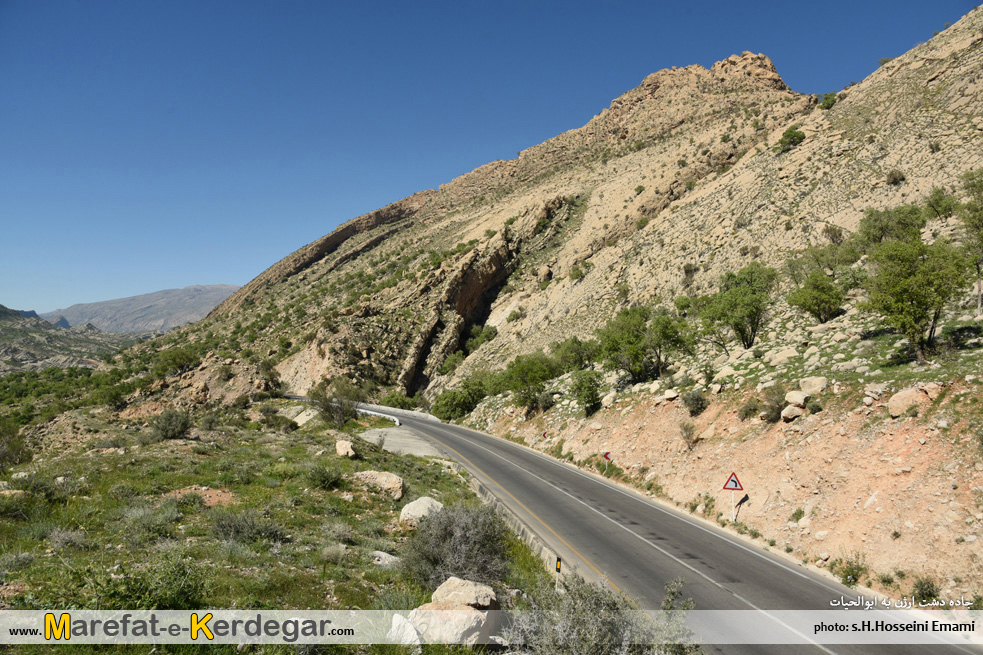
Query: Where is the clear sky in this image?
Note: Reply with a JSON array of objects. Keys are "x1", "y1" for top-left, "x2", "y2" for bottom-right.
[{"x1": 1, "y1": 0, "x2": 976, "y2": 313}]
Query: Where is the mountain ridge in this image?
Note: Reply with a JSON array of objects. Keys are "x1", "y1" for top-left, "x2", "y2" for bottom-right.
[{"x1": 42, "y1": 284, "x2": 240, "y2": 333}]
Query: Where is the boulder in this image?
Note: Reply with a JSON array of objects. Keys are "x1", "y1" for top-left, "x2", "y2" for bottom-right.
[
  {"x1": 712, "y1": 366, "x2": 736, "y2": 382},
  {"x1": 921, "y1": 382, "x2": 942, "y2": 401},
  {"x1": 784, "y1": 391, "x2": 810, "y2": 408},
  {"x1": 336, "y1": 440, "x2": 357, "y2": 458},
  {"x1": 0, "y1": 489, "x2": 25, "y2": 498},
  {"x1": 408, "y1": 602, "x2": 491, "y2": 647},
  {"x1": 781, "y1": 405, "x2": 805, "y2": 422},
  {"x1": 799, "y1": 376, "x2": 827, "y2": 396},
  {"x1": 887, "y1": 388, "x2": 924, "y2": 418},
  {"x1": 600, "y1": 392, "x2": 617, "y2": 408},
  {"x1": 663, "y1": 389, "x2": 679, "y2": 400},
  {"x1": 769, "y1": 348, "x2": 798, "y2": 366},
  {"x1": 400, "y1": 496, "x2": 444, "y2": 527},
  {"x1": 353, "y1": 471, "x2": 404, "y2": 500},
  {"x1": 371, "y1": 551, "x2": 401, "y2": 569},
  {"x1": 387, "y1": 614, "x2": 422, "y2": 648},
  {"x1": 432, "y1": 577, "x2": 499, "y2": 610},
  {"x1": 536, "y1": 265, "x2": 552, "y2": 282}
]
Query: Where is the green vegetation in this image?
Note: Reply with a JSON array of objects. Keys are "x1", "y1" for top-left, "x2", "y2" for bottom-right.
[
  {"x1": 402, "y1": 503, "x2": 509, "y2": 589},
  {"x1": 787, "y1": 270, "x2": 845, "y2": 324},
  {"x1": 149, "y1": 409, "x2": 193, "y2": 442},
  {"x1": 863, "y1": 238, "x2": 968, "y2": 362},
  {"x1": 597, "y1": 307, "x2": 692, "y2": 382},
  {"x1": 570, "y1": 369, "x2": 602, "y2": 415},
  {"x1": 819, "y1": 92, "x2": 838, "y2": 110},
  {"x1": 774, "y1": 124, "x2": 805, "y2": 153}
]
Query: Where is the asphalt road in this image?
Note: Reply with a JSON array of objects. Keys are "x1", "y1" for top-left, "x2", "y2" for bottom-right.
[{"x1": 397, "y1": 415, "x2": 979, "y2": 655}]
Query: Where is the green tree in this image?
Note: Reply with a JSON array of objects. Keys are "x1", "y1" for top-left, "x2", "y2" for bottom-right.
[
  {"x1": 502, "y1": 352, "x2": 561, "y2": 411},
  {"x1": 309, "y1": 377, "x2": 367, "y2": 428},
  {"x1": 596, "y1": 306, "x2": 653, "y2": 382},
  {"x1": 856, "y1": 205, "x2": 925, "y2": 252},
  {"x1": 787, "y1": 271, "x2": 845, "y2": 324},
  {"x1": 819, "y1": 92, "x2": 837, "y2": 110},
  {"x1": 646, "y1": 312, "x2": 693, "y2": 378},
  {"x1": 863, "y1": 238, "x2": 969, "y2": 363},
  {"x1": 570, "y1": 370, "x2": 602, "y2": 416},
  {"x1": 775, "y1": 124, "x2": 805, "y2": 153},
  {"x1": 923, "y1": 186, "x2": 959, "y2": 220},
  {"x1": 550, "y1": 336, "x2": 600, "y2": 373},
  {"x1": 716, "y1": 262, "x2": 778, "y2": 348},
  {"x1": 958, "y1": 169, "x2": 983, "y2": 313}
]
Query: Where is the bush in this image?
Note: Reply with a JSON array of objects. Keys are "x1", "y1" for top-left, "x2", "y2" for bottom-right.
[
  {"x1": 886, "y1": 169, "x2": 906, "y2": 186},
  {"x1": 0, "y1": 419, "x2": 32, "y2": 474},
  {"x1": 308, "y1": 465, "x2": 343, "y2": 491},
  {"x1": 790, "y1": 508, "x2": 805, "y2": 523},
  {"x1": 569, "y1": 265, "x2": 584, "y2": 281},
  {"x1": 833, "y1": 552, "x2": 868, "y2": 587},
  {"x1": 681, "y1": 390, "x2": 709, "y2": 417},
  {"x1": 211, "y1": 508, "x2": 285, "y2": 544},
  {"x1": 806, "y1": 401, "x2": 823, "y2": 413},
  {"x1": 571, "y1": 370, "x2": 602, "y2": 415},
  {"x1": 505, "y1": 576, "x2": 696, "y2": 655},
  {"x1": 401, "y1": 503, "x2": 509, "y2": 590},
  {"x1": 775, "y1": 125, "x2": 805, "y2": 153},
  {"x1": 680, "y1": 422, "x2": 697, "y2": 449},
  {"x1": 761, "y1": 385, "x2": 786, "y2": 423},
  {"x1": 379, "y1": 391, "x2": 415, "y2": 410},
  {"x1": 94, "y1": 552, "x2": 207, "y2": 610},
  {"x1": 737, "y1": 398, "x2": 760, "y2": 421},
  {"x1": 150, "y1": 409, "x2": 192, "y2": 441},
  {"x1": 506, "y1": 307, "x2": 526, "y2": 323},
  {"x1": 537, "y1": 391, "x2": 556, "y2": 411},
  {"x1": 912, "y1": 576, "x2": 940, "y2": 603}
]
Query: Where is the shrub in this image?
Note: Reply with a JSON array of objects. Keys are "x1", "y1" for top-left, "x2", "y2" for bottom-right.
[
  {"x1": 308, "y1": 465, "x2": 343, "y2": 491},
  {"x1": 790, "y1": 508, "x2": 805, "y2": 523},
  {"x1": 125, "y1": 502, "x2": 181, "y2": 543},
  {"x1": 507, "y1": 307, "x2": 526, "y2": 323},
  {"x1": 912, "y1": 576, "x2": 940, "y2": 603},
  {"x1": 819, "y1": 92, "x2": 837, "y2": 110},
  {"x1": 198, "y1": 412, "x2": 220, "y2": 430},
  {"x1": 806, "y1": 401, "x2": 823, "y2": 413},
  {"x1": 401, "y1": 503, "x2": 509, "y2": 590},
  {"x1": 737, "y1": 399, "x2": 760, "y2": 421},
  {"x1": 379, "y1": 391, "x2": 415, "y2": 410},
  {"x1": 833, "y1": 552, "x2": 868, "y2": 587},
  {"x1": 537, "y1": 391, "x2": 556, "y2": 411},
  {"x1": 761, "y1": 385, "x2": 786, "y2": 423},
  {"x1": 886, "y1": 169, "x2": 906, "y2": 186},
  {"x1": 439, "y1": 351, "x2": 465, "y2": 375},
  {"x1": 570, "y1": 370, "x2": 602, "y2": 415},
  {"x1": 94, "y1": 552, "x2": 207, "y2": 610},
  {"x1": 505, "y1": 576, "x2": 696, "y2": 655},
  {"x1": 151, "y1": 409, "x2": 192, "y2": 441},
  {"x1": 48, "y1": 528, "x2": 91, "y2": 551},
  {"x1": 569, "y1": 265, "x2": 584, "y2": 281},
  {"x1": 681, "y1": 390, "x2": 709, "y2": 417},
  {"x1": 211, "y1": 508, "x2": 285, "y2": 544},
  {"x1": 680, "y1": 422, "x2": 697, "y2": 449},
  {"x1": 0, "y1": 419, "x2": 32, "y2": 474},
  {"x1": 775, "y1": 125, "x2": 805, "y2": 153},
  {"x1": 635, "y1": 217, "x2": 649, "y2": 230},
  {"x1": 787, "y1": 271, "x2": 845, "y2": 324}
]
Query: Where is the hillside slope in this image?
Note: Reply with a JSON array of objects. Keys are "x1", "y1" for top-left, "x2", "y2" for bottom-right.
[
  {"x1": 0, "y1": 304, "x2": 135, "y2": 374},
  {"x1": 180, "y1": 9, "x2": 983, "y2": 401}
]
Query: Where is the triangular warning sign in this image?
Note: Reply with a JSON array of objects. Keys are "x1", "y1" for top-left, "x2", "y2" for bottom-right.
[{"x1": 722, "y1": 472, "x2": 743, "y2": 491}]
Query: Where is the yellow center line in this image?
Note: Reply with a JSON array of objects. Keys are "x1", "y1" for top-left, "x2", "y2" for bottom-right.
[{"x1": 413, "y1": 425, "x2": 626, "y2": 597}]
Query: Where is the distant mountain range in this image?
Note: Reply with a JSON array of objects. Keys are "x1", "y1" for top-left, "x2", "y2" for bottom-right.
[
  {"x1": 0, "y1": 304, "x2": 136, "y2": 374},
  {"x1": 40, "y1": 284, "x2": 240, "y2": 333}
]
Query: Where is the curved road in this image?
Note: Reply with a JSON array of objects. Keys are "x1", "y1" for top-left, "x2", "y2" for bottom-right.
[{"x1": 397, "y1": 415, "x2": 978, "y2": 655}]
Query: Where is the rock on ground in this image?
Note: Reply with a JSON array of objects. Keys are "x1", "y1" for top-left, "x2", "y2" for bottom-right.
[
  {"x1": 353, "y1": 471, "x2": 404, "y2": 500},
  {"x1": 799, "y1": 376, "x2": 828, "y2": 396},
  {"x1": 400, "y1": 496, "x2": 444, "y2": 527},
  {"x1": 432, "y1": 577, "x2": 499, "y2": 610},
  {"x1": 336, "y1": 440, "x2": 357, "y2": 458},
  {"x1": 408, "y1": 602, "x2": 491, "y2": 646}
]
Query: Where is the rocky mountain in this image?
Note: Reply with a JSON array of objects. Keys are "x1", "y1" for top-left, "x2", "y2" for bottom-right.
[
  {"x1": 177, "y1": 8, "x2": 983, "y2": 399},
  {"x1": 41, "y1": 284, "x2": 240, "y2": 333},
  {"x1": 0, "y1": 304, "x2": 136, "y2": 374}
]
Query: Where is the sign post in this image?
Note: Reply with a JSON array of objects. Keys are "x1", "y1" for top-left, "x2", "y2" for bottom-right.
[
  {"x1": 555, "y1": 556, "x2": 561, "y2": 591},
  {"x1": 722, "y1": 472, "x2": 743, "y2": 522},
  {"x1": 602, "y1": 451, "x2": 611, "y2": 474}
]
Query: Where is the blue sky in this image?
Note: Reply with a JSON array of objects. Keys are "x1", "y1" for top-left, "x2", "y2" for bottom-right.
[{"x1": 1, "y1": 0, "x2": 976, "y2": 313}]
